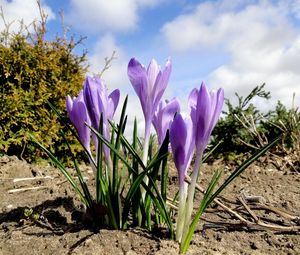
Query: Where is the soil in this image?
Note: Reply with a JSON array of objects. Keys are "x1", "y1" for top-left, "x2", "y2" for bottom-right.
[{"x1": 0, "y1": 155, "x2": 299, "y2": 255}]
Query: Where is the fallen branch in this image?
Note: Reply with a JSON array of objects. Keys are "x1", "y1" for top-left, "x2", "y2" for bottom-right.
[
  {"x1": 13, "y1": 176, "x2": 54, "y2": 183},
  {"x1": 182, "y1": 175, "x2": 300, "y2": 233},
  {"x1": 8, "y1": 186, "x2": 48, "y2": 194}
]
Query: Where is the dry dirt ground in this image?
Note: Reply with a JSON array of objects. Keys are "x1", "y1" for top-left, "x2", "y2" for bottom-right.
[{"x1": 0, "y1": 155, "x2": 299, "y2": 255}]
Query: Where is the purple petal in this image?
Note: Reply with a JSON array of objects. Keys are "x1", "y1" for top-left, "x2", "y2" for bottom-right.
[
  {"x1": 147, "y1": 59, "x2": 160, "y2": 92},
  {"x1": 203, "y1": 88, "x2": 224, "y2": 145},
  {"x1": 66, "y1": 95, "x2": 74, "y2": 114},
  {"x1": 182, "y1": 117, "x2": 195, "y2": 172},
  {"x1": 170, "y1": 114, "x2": 194, "y2": 186},
  {"x1": 188, "y1": 88, "x2": 198, "y2": 124},
  {"x1": 191, "y1": 82, "x2": 224, "y2": 153},
  {"x1": 211, "y1": 88, "x2": 224, "y2": 128},
  {"x1": 170, "y1": 114, "x2": 187, "y2": 178},
  {"x1": 107, "y1": 89, "x2": 120, "y2": 119},
  {"x1": 128, "y1": 58, "x2": 148, "y2": 117},
  {"x1": 152, "y1": 101, "x2": 165, "y2": 144},
  {"x1": 152, "y1": 59, "x2": 172, "y2": 111},
  {"x1": 83, "y1": 76, "x2": 120, "y2": 162},
  {"x1": 194, "y1": 82, "x2": 212, "y2": 146},
  {"x1": 83, "y1": 76, "x2": 101, "y2": 128},
  {"x1": 75, "y1": 101, "x2": 91, "y2": 146},
  {"x1": 188, "y1": 88, "x2": 198, "y2": 110},
  {"x1": 153, "y1": 98, "x2": 180, "y2": 145},
  {"x1": 66, "y1": 90, "x2": 91, "y2": 152},
  {"x1": 196, "y1": 82, "x2": 211, "y2": 124}
]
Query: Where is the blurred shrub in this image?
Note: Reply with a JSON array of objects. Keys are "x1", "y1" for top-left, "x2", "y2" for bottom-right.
[
  {"x1": 262, "y1": 98, "x2": 299, "y2": 151},
  {"x1": 211, "y1": 84, "x2": 271, "y2": 161},
  {"x1": 211, "y1": 84, "x2": 299, "y2": 170},
  {"x1": 0, "y1": 10, "x2": 87, "y2": 162}
]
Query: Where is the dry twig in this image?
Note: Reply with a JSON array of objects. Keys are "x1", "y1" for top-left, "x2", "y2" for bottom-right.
[
  {"x1": 164, "y1": 175, "x2": 300, "y2": 233},
  {"x1": 8, "y1": 186, "x2": 48, "y2": 194}
]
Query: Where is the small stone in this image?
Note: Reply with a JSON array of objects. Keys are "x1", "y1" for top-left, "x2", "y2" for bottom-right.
[
  {"x1": 215, "y1": 232, "x2": 222, "y2": 241},
  {"x1": 84, "y1": 238, "x2": 92, "y2": 247},
  {"x1": 1, "y1": 223, "x2": 9, "y2": 232},
  {"x1": 250, "y1": 241, "x2": 259, "y2": 250},
  {"x1": 125, "y1": 251, "x2": 137, "y2": 255}
]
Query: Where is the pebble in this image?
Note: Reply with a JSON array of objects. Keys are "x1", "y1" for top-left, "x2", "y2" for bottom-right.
[{"x1": 125, "y1": 251, "x2": 137, "y2": 255}]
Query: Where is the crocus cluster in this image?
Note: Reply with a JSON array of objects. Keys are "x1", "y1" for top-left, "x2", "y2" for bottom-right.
[
  {"x1": 170, "y1": 82, "x2": 224, "y2": 242},
  {"x1": 66, "y1": 57, "x2": 224, "y2": 252},
  {"x1": 127, "y1": 58, "x2": 224, "y2": 244},
  {"x1": 66, "y1": 76, "x2": 120, "y2": 166}
]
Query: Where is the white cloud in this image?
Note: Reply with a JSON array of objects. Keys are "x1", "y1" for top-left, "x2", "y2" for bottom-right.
[
  {"x1": 162, "y1": 0, "x2": 293, "y2": 51},
  {"x1": 286, "y1": 0, "x2": 300, "y2": 19},
  {"x1": 0, "y1": 0, "x2": 55, "y2": 33},
  {"x1": 161, "y1": 0, "x2": 300, "y2": 108},
  {"x1": 88, "y1": 34, "x2": 128, "y2": 89},
  {"x1": 88, "y1": 34, "x2": 144, "y2": 136},
  {"x1": 67, "y1": 0, "x2": 161, "y2": 33}
]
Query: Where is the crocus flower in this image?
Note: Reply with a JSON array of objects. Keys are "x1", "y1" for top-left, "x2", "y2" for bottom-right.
[
  {"x1": 128, "y1": 57, "x2": 171, "y2": 164},
  {"x1": 83, "y1": 76, "x2": 120, "y2": 162},
  {"x1": 189, "y1": 82, "x2": 224, "y2": 153},
  {"x1": 181, "y1": 82, "x2": 224, "y2": 245},
  {"x1": 66, "y1": 90, "x2": 91, "y2": 154},
  {"x1": 170, "y1": 113, "x2": 195, "y2": 242},
  {"x1": 170, "y1": 113, "x2": 195, "y2": 187},
  {"x1": 152, "y1": 98, "x2": 180, "y2": 146},
  {"x1": 127, "y1": 57, "x2": 172, "y2": 125}
]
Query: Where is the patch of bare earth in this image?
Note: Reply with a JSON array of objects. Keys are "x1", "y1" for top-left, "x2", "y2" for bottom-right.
[{"x1": 0, "y1": 156, "x2": 299, "y2": 254}]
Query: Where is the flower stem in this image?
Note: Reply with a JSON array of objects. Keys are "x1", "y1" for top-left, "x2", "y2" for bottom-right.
[
  {"x1": 181, "y1": 150, "x2": 203, "y2": 243},
  {"x1": 176, "y1": 181, "x2": 188, "y2": 242},
  {"x1": 142, "y1": 120, "x2": 151, "y2": 166},
  {"x1": 141, "y1": 120, "x2": 151, "y2": 200}
]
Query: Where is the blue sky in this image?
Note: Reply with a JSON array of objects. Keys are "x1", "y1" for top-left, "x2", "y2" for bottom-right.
[{"x1": 1, "y1": 0, "x2": 299, "y2": 126}]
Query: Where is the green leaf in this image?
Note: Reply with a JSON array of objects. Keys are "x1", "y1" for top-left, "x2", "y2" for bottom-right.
[
  {"x1": 89, "y1": 125, "x2": 139, "y2": 173},
  {"x1": 112, "y1": 96, "x2": 128, "y2": 194},
  {"x1": 60, "y1": 130, "x2": 93, "y2": 208},
  {"x1": 96, "y1": 113, "x2": 104, "y2": 203},
  {"x1": 122, "y1": 170, "x2": 148, "y2": 227},
  {"x1": 29, "y1": 134, "x2": 86, "y2": 204},
  {"x1": 180, "y1": 169, "x2": 222, "y2": 253}
]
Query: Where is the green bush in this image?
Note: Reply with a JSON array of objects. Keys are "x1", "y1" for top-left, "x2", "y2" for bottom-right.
[
  {"x1": 0, "y1": 17, "x2": 87, "y2": 162},
  {"x1": 262, "y1": 99, "x2": 300, "y2": 150},
  {"x1": 211, "y1": 84, "x2": 271, "y2": 160},
  {"x1": 211, "y1": 84, "x2": 299, "y2": 168}
]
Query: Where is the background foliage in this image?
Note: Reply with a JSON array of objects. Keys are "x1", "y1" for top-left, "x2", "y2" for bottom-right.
[
  {"x1": 0, "y1": 9, "x2": 87, "y2": 162},
  {"x1": 211, "y1": 84, "x2": 299, "y2": 170},
  {"x1": 0, "y1": 5, "x2": 298, "y2": 170}
]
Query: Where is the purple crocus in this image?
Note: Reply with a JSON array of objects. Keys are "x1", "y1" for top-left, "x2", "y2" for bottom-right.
[
  {"x1": 181, "y1": 82, "x2": 224, "y2": 244},
  {"x1": 66, "y1": 90, "x2": 91, "y2": 154},
  {"x1": 170, "y1": 114, "x2": 195, "y2": 186},
  {"x1": 127, "y1": 58, "x2": 172, "y2": 125},
  {"x1": 128, "y1": 57, "x2": 171, "y2": 164},
  {"x1": 83, "y1": 76, "x2": 120, "y2": 162},
  {"x1": 170, "y1": 113, "x2": 195, "y2": 242},
  {"x1": 152, "y1": 98, "x2": 180, "y2": 146},
  {"x1": 189, "y1": 82, "x2": 224, "y2": 154}
]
